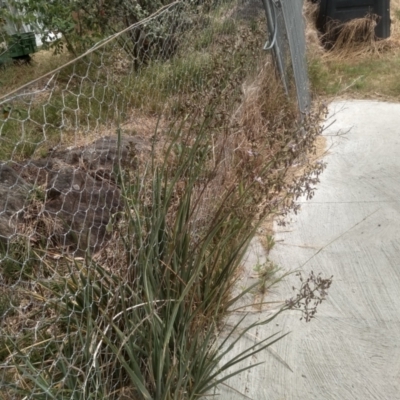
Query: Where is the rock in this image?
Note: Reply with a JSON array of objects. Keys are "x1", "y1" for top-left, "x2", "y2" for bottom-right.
[
  {"x1": 55, "y1": 135, "x2": 151, "y2": 171},
  {"x1": 44, "y1": 168, "x2": 121, "y2": 254},
  {"x1": 0, "y1": 134, "x2": 150, "y2": 254}
]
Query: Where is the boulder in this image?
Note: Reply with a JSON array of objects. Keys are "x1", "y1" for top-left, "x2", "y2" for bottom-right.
[
  {"x1": 54, "y1": 135, "x2": 151, "y2": 171},
  {"x1": 0, "y1": 134, "x2": 150, "y2": 254},
  {"x1": 45, "y1": 168, "x2": 121, "y2": 254}
]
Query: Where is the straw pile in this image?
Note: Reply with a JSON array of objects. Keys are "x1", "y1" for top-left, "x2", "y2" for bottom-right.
[{"x1": 304, "y1": 0, "x2": 400, "y2": 58}]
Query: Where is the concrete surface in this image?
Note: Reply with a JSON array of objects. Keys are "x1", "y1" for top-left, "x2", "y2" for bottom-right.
[{"x1": 219, "y1": 100, "x2": 400, "y2": 399}]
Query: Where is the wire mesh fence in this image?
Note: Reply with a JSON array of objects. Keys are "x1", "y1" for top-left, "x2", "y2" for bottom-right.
[
  {"x1": 262, "y1": 0, "x2": 311, "y2": 115},
  {"x1": 0, "y1": 1, "x2": 319, "y2": 398},
  {"x1": 0, "y1": 1, "x2": 263, "y2": 398}
]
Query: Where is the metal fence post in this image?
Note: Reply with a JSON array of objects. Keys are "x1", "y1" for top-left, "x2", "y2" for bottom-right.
[
  {"x1": 262, "y1": 0, "x2": 311, "y2": 115},
  {"x1": 261, "y1": 0, "x2": 289, "y2": 95}
]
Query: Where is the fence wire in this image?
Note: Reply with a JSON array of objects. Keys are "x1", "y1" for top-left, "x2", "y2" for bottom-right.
[
  {"x1": 0, "y1": 0, "x2": 315, "y2": 397},
  {"x1": 262, "y1": 0, "x2": 311, "y2": 114},
  {"x1": 0, "y1": 1, "x2": 277, "y2": 398}
]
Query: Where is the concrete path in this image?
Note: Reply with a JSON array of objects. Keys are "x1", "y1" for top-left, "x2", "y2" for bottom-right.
[{"x1": 220, "y1": 100, "x2": 400, "y2": 399}]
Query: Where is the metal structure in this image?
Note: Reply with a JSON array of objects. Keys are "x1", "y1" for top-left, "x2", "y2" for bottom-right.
[
  {"x1": 317, "y1": 0, "x2": 391, "y2": 39},
  {"x1": 0, "y1": 31, "x2": 37, "y2": 65},
  {"x1": 262, "y1": 0, "x2": 311, "y2": 115}
]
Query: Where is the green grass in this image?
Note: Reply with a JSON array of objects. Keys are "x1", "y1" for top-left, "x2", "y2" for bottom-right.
[
  {"x1": 0, "y1": 4, "x2": 264, "y2": 160},
  {"x1": 254, "y1": 260, "x2": 281, "y2": 295},
  {"x1": 0, "y1": 238, "x2": 41, "y2": 284},
  {"x1": 0, "y1": 289, "x2": 18, "y2": 319},
  {"x1": 0, "y1": 51, "x2": 71, "y2": 94},
  {"x1": 125, "y1": 52, "x2": 214, "y2": 113},
  {"x1": 309, "y1": 52, "x2": 400, "y2": 98},
  {"x1": 123, "y1": 15, "x2": 263, "y2": 115},
  {"x1": 0, "y1": 51, "x2": 124, "y2": 159}
]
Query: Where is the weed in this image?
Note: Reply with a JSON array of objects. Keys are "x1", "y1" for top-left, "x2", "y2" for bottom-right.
[
  {"x1": 27, "y1": 185, "x2": 46, "y2": 203},
  {"x1": 308, "y1": 58, "x2": 329, "y2": 92},
  {"x1": 0, "y1": 238, "x2": 39, "y2": 284},
  {"x1": 216, "y1": 18, "x2": 237, "y2": 35},
  {"x1": 254, "y1": 260, "x2": 280, "y2": 295},
  {"x1": 0, "y1": 289, "x2": 18, "y2": 318},
  {"x1": 0, "y1": 100, "x2": 330, "y2": 397},
  {"x1": 0, "y1": 123, "x2": 259, "y2": 397},
  {"x1": 286, "y1": 271, "x2": 333, "y2": 322},
  {"x1": 264, "y1": 234, "x2": 275, "y2": 252},
  {"x1": 193, "y1": 26, "x2": 215, "y2": 50}
]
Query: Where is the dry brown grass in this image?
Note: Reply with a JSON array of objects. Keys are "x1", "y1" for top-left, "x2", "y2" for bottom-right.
[
  {"x1": 139, "y1": 57, "x2": 325, "y2": 262},
  {"x1": 0, "y1": 50, "x2": 71, "y2": 93},
  {"x1": 232, "y1": 61, "x2": 325, "y2": 243},
  {"x1": 307, "y1": 0, "x2": 400, "y2": 100},
  {"x1": 303, "y1": 1, "x2": 325, "y2": 57},
  {"x1": 305, "y1": 0, "x2": 400, "y2": 56},
  {"x1": 326, "y1": 14, "x2": 378, "y2": 54},
  {"x1": 185, "y1": 60, "x2": 297, "y2": 241}
]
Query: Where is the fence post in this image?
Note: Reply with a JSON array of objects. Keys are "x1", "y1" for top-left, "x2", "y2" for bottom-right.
[
  {"x1": 261, "y1": 0, "x2": 289, "y2": 95},
  {"x1": 262, "y1": 0, "x2": 311, "y2": 115}
]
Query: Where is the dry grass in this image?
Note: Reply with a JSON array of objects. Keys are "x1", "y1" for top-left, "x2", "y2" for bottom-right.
[
  {"x1": 325, "y1": 14, "x2": 379, "y2": 54},
  {"x1": 304, "y1": 1, "x2": 325, "y2": 56},
  {"x1": 186, "y1": 60, "x2": 299, "y2": 245},
  {"x1": 0, "y1": 50, "x2": 72, "y2": 93},
  {"x1": 307, "y1": 0, "x2": 400, "y2": 100}
]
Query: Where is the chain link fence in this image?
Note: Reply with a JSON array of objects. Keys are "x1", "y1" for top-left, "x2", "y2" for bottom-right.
[
  {"x1": 262, "y1": 0, "x2": 311, "y2": 114},
  {"x1": 0, "y1": 1, "x2": 314, "y2": 398}
]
